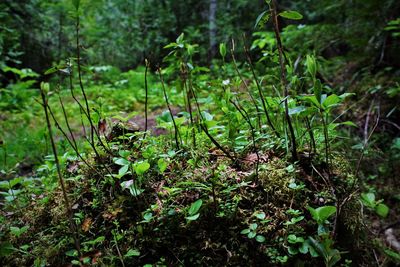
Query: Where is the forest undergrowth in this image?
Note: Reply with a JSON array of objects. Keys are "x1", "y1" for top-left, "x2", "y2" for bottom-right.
[{"x1": 1, "y1": 1, "x2": 400, "y2": 266}]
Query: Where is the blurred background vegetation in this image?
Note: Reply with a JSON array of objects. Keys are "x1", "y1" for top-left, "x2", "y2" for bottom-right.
[{"x1": 1, "y1": 0, "x2": 399, "y2": 72}]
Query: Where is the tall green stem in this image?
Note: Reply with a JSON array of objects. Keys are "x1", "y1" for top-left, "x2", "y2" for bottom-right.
[{"x1": 271, "y1": 0, "x2": 298, "y2": 161}]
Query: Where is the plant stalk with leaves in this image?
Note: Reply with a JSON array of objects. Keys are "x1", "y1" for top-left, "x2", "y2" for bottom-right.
[
  {"x1": 39, "y1": 82, "x2": 81, "y2": 257},
  {"x1": 270, "y1": 0, "x2": 298, "y2": 161}
]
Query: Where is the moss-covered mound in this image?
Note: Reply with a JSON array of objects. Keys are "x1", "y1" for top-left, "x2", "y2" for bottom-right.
[{"x1": 0, "y1": 132, "x2": 368, "y2": 266}]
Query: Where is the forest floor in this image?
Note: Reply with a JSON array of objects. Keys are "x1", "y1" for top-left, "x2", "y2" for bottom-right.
[{"x1": 0, "y1": 64, "x2": 399, "y2": 266}]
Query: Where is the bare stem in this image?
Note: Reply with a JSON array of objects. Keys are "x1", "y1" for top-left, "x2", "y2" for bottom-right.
[
  {"x1": 39, "y1": 86, "x2": 81, "y2": 256},
  {"x1": 144, "y1": 59, "x2": 149, "y2": 138},
  {"x1": 158, "y1": 68, "x2": 181, "y2": 149},
  {"x1": 230, "y1": 40, "x2": 262, "y2": 131},
  {"x1": 74, "y1": 17, "x2": 111, "y2": 155},
  {"x1": 271, "y1": 0, "x2": 297, "y2": 161},
  {"x1": 191, "y1": 85, "x2": 236, "y2": 162},
  {"x1": 305, "y1": 116, "x2": 316, "y2": 156},
  {"x1": 184, "y1": 72, "x2": 196, "y2": 147},
  {"x1": 243, "y1": 41, "x2": 280, "y2": 138},
  {"x1": 230, "y1": 99, "x2": 259, "y2": 182}
]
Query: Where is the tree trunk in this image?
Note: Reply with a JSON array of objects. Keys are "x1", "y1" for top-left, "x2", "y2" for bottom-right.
[{"x1": 209, "y1": 0, "x2": 217, "y2": 60}]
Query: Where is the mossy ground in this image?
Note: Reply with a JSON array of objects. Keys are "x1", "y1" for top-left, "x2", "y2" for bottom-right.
[{"x1": 1, "y1": 129, "x2": 366, "y2": 266}]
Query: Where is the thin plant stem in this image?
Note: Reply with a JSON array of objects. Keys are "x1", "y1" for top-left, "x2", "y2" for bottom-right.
[
  {"x1": 74, "y1": 17, "x2": 112, "y2": 155},
  {"x1": 56, "y1": 76, "x2": 78, "y2": 150},
  {"x1": 271, "y1": 0, "x2": 298, "y2": 161},
  {"x1": 68, "y1": 61, "x2": 112, "y2": 156},
  {"x1": 321, "y1": 111, "x2": 331, "y2": 177},
  {"x1": 144, "y1": 59, "x2": 149, "y2": 139},
  {"x1": 191, "y1": 86, "x2": 236, "y2": 162},
  {"x1": 243, "y1": 41, "x2": 280, "y2": 138},
  {"x1": 76, "y1": 15, "x2": 93, "y2": 143},
  {"x1": 113, "y1": 234, "x2": 126, "y2": 267},
  {"x1": 305, "y1": 116, "x2": 316, "y2": 156},
  {"x1": 184, "y1": 75, "x2": 196, "y2": 147},
  {"x1": 230, "y1": 99, "x2": 259, "y2": 182},
  {"x1": 355, "y1": 104, "x2": 380, "y2": 179},
  {"x1": 230, "y1": 40, "x2": 262, "y2": 131},
  {"x1": 46, "y1": 104, "x2": 108, "y2": 177},
  {"x1": 39, "y1": 86, "x2": 81, "y2": 256},
  {"x1": 158, "y1": 68, "x2": 181, "y2": 149}
]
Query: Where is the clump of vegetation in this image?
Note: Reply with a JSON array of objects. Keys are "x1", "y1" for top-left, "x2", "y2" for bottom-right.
[{"x1": 1, "y1": 0, "x2": 399, "y2": 266}]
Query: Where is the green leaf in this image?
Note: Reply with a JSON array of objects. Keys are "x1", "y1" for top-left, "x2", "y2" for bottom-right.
[
  {"x1": 328, "y1": 249, "x2": 342, "y2": 267},
  {"x1": 289, "y1": 106, "x2": 306, "y2": 116},
  {"x1": 65, "y1": 249, "x2": 78, "y2": 257},
  {"x1": 125, "y1": 249, "x2": 140, "y2": 257},
  {"x1": 201, "y1": 111, "x2": 214, "y2": 121},
  {"x1": 41, "y1": 82, "x2": 50, "y2": 94},
  {"x1": 322, "y1": 94, "x2": 341, "y2": 109},
  {"x1": 248, "y1": 231, "x2": 257, "y2": 238},
  {"x1": 361, "y1": 192, "x2": 376, "y2": 208},
  {"x1": 164, "y1": 42, "x2": 178, "y2": 49},
  {"x1": 288, "y1": 246, "x2": 298, "y2": 255},
  {"x1": 339, "y1": 92, "x2": 355, "y2": 99},
  {"x1": 279, "y1": 11, "x2": 303, "y2": 20},
  {"x1": 306, "y1": 55, "x2": 317, "y2": 79},
  {"x1": 384, "y1": 249, "x2": 400, "y2": 261},
  {"x1": 308, "y1": 237, "x2": 327, "y2": 258},
  {"x1": 9, "y1": 177, "x2": 23, "y2": 188},
  {"x1": 134, "y1": 161, "x2": 150, "y2": 176},
  {"x1": 118, "y1": 150, "x2": 131, "y2": 158},
  {"x1": 308, "y1": 206, "x2": 336, "y2": 224},
  {"x1": 255, "y1": 212, "x2": 266, "y2": 220},
  {"x1": 291, "y1": 216, "x2": 304, "y2": 224},
  {"x1": 72, "y1": 0, "x2": 80, "y2": 10},
  {"x1": 129, "y1": 186, "x2": 144, "y2": 196},
  {"x1": 317, "y1": 206, "x2": 336, "y2": 223},
  {"x1": 375, "y1": 203, "x2": 389, "y2": 218},
  {"x1": 302, "y1": 95, "x2": 321, "y2": 108},
  {"x1": 0, "y1": 242, "x2": 15, "y2": 257},
  {"x1": 186, "y1": 213, "x2": 200, "y2": 221},
  {"x1": 3, "y1": 67, "x2": 39, "y2": 79},
  {"x1": 114, "y1": 158, "x2": 130, "y2": 166},
  {"x1": 44, "y1": 67, "x2": 58, "y2": 75},
  {"x1": 82, "y1": 236, "x2": 105, "y2": 246},
  {"x1": 219, "y1": 43, "x2": 227, "y2": 58},
  {"x1": 288, "y1": 234, "x2": 297, "y2": 244},
  {"x1": 10, "y1": 226, "x2": 29, "y2": 237},
  {"x1": 176, "y1": 33, "x2": 185, "y2": 44},
  {"x1": 255, "y1": 235, "x2": 266, "y2": 243},
  {"x1": 157, "y1": 158, "x2": 168, "y2": 173},
  {"x1": 188, "y1": 199, "x2": 203, "y2": 215},
  {"x1": 255, "y1": 10, "x2": 270, "y2": 29},
  {"x1": 314, "y1": 79, "x2": 322, "y2": 105},
  {"x1": 143, "y1": 212, "x2": 153, "y2": 222},
  {"x1": 241, "y1": 229, "x2": 250, "y2": 234},
  {"x1": 121, "y1": 180, "x2": 144, "y2": 197},
  {"x1": 299, "y1": 242, "x2": 309, "y2": 254},
  {"x1": 118, "y1": 165, "x2": 129, "y2": 177},
  {"x1": 249, "y1": 223, "x2": 258, "y2": 230},
  {"x1": 339, "y1": 121, "x2": 358, "y2": 127}
]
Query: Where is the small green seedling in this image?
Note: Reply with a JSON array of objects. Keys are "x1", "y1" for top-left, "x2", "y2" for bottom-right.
[
  {"x1": 10, "y1": 225, "x2": 29, "y2": 237},
  {"x1": 186, "y1": 199, "x2": 203, "y2": 221},
  {"x1": 360, "y1": 192, "x2": 389, "y2": 218},
  {"x1": 307, "y1": 205, "x2": 336, "y2": 235},
  {"x1": 240, "y1": 212, "x2": 268, "y2": 242}
]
